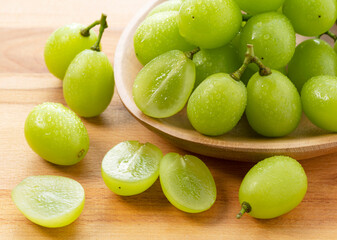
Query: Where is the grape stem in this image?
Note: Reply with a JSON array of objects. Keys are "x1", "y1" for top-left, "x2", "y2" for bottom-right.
[
  {"x1": 320, "y1": 30, "x2": 337, "y2": 42},
  {"x1": 230, "y1": 44, "x2": 271, "y2": 81},
  {"x1": 91, "y1": 14, "x2": 108, "y2": 52},
  {"x1": 236, "y1": 201, "x2": 252, "y2": 219},
  {"x1": 80, "y1": 19, "x2": 101, "y2": 37},
  {"x1": 242, "y1": 13, "x2": 252, "y2": 22},
  {"x1": 185, "y1": 47, "x2": 201, "y2": 60}
]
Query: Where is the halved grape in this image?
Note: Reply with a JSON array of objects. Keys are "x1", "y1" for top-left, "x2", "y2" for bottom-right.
[
  {"x1": 24, "y1": 102, "x2": 89, "y2": 166},
  {"x1": 101, "y1": 141, "x2": 162, "y2": 196},
  {"x1": 246, "y1": 70, "x2": 302, "y2": 137},
  {"x1": 301, "y1": 75, "x2": 337, "y2": 132},
  {"x1": 44, "y1": 23, "x2": 97, "y2": 80},
  {"x1": 187, "y1": 73, "x2": 247, "y2": 136},
  {"x1": 133, "y1": 50, "x2": 195, "y2": 118},
  {"x1": 147, "y1": 0, "x2": 183, "y2": 17},
  {"x1": 192, "y1": 45, "x2": 241, "y2": 88},
  {"x1": 238, "y1": 156, "x2": 307, "y2": 219},
  {"x1": 288, "y1": 39, "x2": 337, "y2": 92},
  {"x1": 134, "y1": 11, "x2": 195, "y2": 65},
  {"x1": 239, "y1": 12, "x2": 296, "y2": 70},
  {"x1": 178, "y1": 0, "x2": 242, "y2": 49},
  {"x1": 283, "y1": 0, "x2": 337, "y2": 36},
  {"x1": 12, "y1": 176, "x2": 85, "y2": 228},
  {"x1": 160, "y1": 153, "x2": 216, "y2": 213}
]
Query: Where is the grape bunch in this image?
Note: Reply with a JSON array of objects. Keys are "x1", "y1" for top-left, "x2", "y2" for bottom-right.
[{"x1": 133, "y1": 0, "x2": 337, "y2": 137}]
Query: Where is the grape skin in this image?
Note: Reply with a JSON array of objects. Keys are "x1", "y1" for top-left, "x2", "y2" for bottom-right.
[
  {"x1": 234, "y1": 0, "x2": 285, "y2": 15},
  {"x1": 147, "y1": 0, "x2": 183, "y2": 17}
]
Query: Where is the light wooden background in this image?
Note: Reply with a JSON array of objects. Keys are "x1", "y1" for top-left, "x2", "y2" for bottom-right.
[{"x1": 1, "y1": 0, "x2": 337, "y2": 239}]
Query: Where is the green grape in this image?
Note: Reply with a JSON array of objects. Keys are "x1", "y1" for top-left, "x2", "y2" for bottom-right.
[
  {"x1": 101, "y1": 141, "x2": 162, "y2": 196},
  {"x1": 283, "y1": 0, "x2": 337, "y2": 36},
  {"x1": 192, "y1": 45, "x2": 241, "y2": 88},
  {"x1": 238, "y1": 156, "x2": 307, "y2": 219},
  {"x1": 178, "y1": 0, "x2": 242, "y2": 49},
  {"x1": 239, "y1": 12, "x2": 296, "y2": 70},
  {"x1": 12, "y1": 176, "x2": 85, "y2": 228},
  {"x1": 63, "y1": 50, "x2": 114, "y2": 117},
  {"x1": 134, "y1": 11, "x2": 195, "y2": 65},
  {"x1": 160, "y1": 153, "x2": 216, "y2": 213},
  {"x1": 147, "y1": 0, "x2": 182, "y2": 17},
  {"x1": 24, "y1": 103, "x2": 89, "y2": 166},
  {"x1": 234, "y1": 0, "x2": 285, "y2": 15},
  {"x1": 246, "y1": 70, "x2": 302, "y2": 137},
  {"x1": 133, "y1": 50, "x2": 195, "y2": 118},
  {"x1": 44, "y1": 23, "x2": 98, "y2": 80},
  {"x1": 187, "y1": 73, "x2": 247, "y2": 136},
  {"x1": 301, "y1": 75, "x2": 337, "y2": 132},
  {"x1": 288, "y1": 39, "x2": 337, "y2": 92},
  {"x1": 64, "y1": 15, "x2": 114, "y2": 118}
]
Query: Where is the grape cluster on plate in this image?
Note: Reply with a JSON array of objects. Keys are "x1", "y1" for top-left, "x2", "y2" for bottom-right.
[{"x1": 133, "y1": 0, "x2": 337, "y2": 137}]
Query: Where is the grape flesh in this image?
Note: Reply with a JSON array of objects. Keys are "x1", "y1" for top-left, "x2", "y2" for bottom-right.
[
  {"x1": 288, "y1": 39, "x2": 337, "y2": 92},
  {"x1": 24, "y1": 103, "x2": 89, "y2": 166},
  {"x1": 234, "y1": 0, "x2": 285, "y2": 15},
  {"x1": 246, "y1": 70, "x2": 302, "y2": 137},
  {"x1": 63, "y1": 49, "x2": 114, "y2": 118},
  {"x1": 134, "y1": 11, "x2": 195, "y2": 65},
  {"x1": 301, "y1": 75, "x2": 337, "y2": 132},
  {"x1": 12, "y1": 176, "x2": 85, "y2": 228},
  {"x1": 102, "y1": 141, "x2": 163, "y2": 196},
  {"x1": 44, "y1": 23, "x2": 97, "y2": 80},
  {"x1": 192, "y1": 44, "x2": 241, "y2": 88},
  {"x1": 283, "y1": 0, "x2": 337, "y2": 36},
  {"x1": 160, "y1": 153, "x2": 216, "y2": 213},
  {"x1": 147, "y1": 0, "x2": 182, "y2": 17},
  {"x1": 239, "y1": 156, "x2": 307, "y2": 219},
  {"x1": 239, "y1": 12, "x2": 296, "y2": 70},
  {"x1": 187, "y1": 73, "x2": 247, "y2": 136},
  {"x1": 178, "y1": 0, "x2": 242, "y2": 49},
  {"x1": 133, "y1": 50, "x2": 195, "y2": 118}
]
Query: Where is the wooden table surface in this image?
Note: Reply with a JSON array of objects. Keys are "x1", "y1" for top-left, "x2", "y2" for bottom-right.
[{"x1": 1, "y1": 0, "x2": 337, "y2": 239}]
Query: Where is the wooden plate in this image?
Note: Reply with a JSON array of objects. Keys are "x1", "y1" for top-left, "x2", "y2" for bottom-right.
[{"x1": 114, "y1": 0, "x2": 337, "y2": 162}]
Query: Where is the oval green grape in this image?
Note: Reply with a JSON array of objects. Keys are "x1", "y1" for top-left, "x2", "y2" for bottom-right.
[
  {"x1": 101, "y1": 141, "x2": 163, "y2": 196},
  {"x1": 24, "y1": 102, "x2": 89, "y2": 165},
  {"x1": 63, "y1": 49, "x2": 115, "y2": 118},
  {"x1": 44, "y1": 23, "x2": 97, "y2": 80},
  {"x1": 288, "y1": 39, "x2": 337, "y2": 92},
  {"x1": 133, "y1": 50, "x2": 195, "y2": 118},
  {"x1": 134, "y1": 11, "x2": 195, "y2": 65},
  {"x1": 246, "y1": 70, "x2": 302, "y2": 137},
  {"x1": 178, "y1": 0, "x2": 242, "y2": 49},
  {"x1": 301, "y1": 75, "x2": 337, "y2": 132},
  {"x1": 238, "y1": 156, "x2": 307, "y2": 219},
  {"x1": 12, "y1": 175, "x2": 85, "y2": 228},
  {"x1": 160, "y1": 153, "x2": 216, "y2": 213},
  {"x1": 147, "y1": 0, "x2": 183, "y2": 17},
  {"x1": 187, "y1": 73, "x2": 247, "y2": 136}
]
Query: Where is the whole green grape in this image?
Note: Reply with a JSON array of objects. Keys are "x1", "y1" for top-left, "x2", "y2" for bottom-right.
[
  {"x1": 234, "y1": 0, "x2": 285, "y2": 15},
  {"x1": 101, "y1": 141, "x2": 163, "y2": 196},
  {"x1": 160, "y1": 153, "x2": 216, "y2": 213},
  {"x1": 12, "y1": 175, "x2": 85, "y2": 228},
  {"x1": 288, "y1": 39, "x2": 337, "y2": 92},
  {"x1": 134, "y1": 11, "x2": 195, "y2": 65},
  {"x1": 246, "y1": 70, "x2": 302, "y2": 137},
  {"x1": 44, "y1": 23, "x2": 98, "y2": 80},
  {"x1": 133, "y1": 50, "x2": 195, "y2": 118},
  {"x1": 301, "y1": 75, "x2": 337, "y2": 132},
  {"x1": 178, "y1": 0, "x2": 242, "y2": 49},
  {"x1": 239, "y1": 12, "x2": 296, "y2": 70},
  {"x1": 63, "y1": 49, "x2": 114, "y2": 117},
  {"x1": 238, "y1": 156, "x2": 307, "y2": 219},
  {"x1": 187, "y1": 73, "x2": 247, "y2": 136},
  {"x1": 283, "y1": 0, "x2": 337, "y2": 36},
  {"x1": 192, "y1": 45, "x2": 241, "y2": 88},
  {"x1": 147, "y1": 0, "x2": 182, "y2": 17},
  {"x1": 24, "y1": 102, "x2": 89, "y2": 166}
]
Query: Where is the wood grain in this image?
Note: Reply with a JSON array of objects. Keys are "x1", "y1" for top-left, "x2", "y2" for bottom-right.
[{"x1": 1, "y1": 0, "x2": 337, "y2": 239}]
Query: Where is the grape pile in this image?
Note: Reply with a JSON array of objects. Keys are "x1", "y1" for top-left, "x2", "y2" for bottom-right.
[{"x1": 133, "y1": 0, "x2": 337, "y2": 137}]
